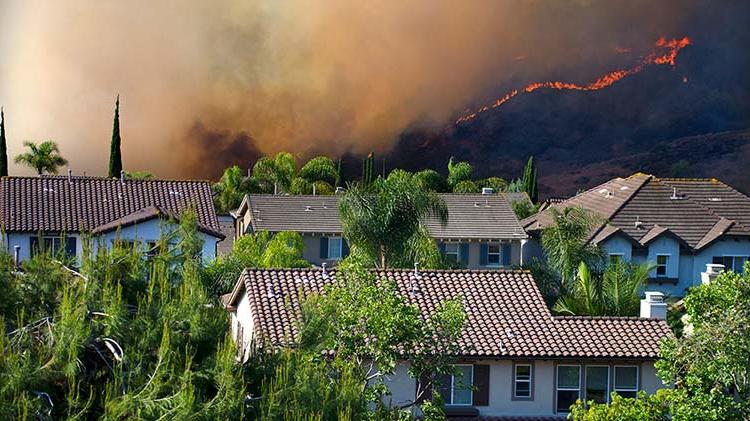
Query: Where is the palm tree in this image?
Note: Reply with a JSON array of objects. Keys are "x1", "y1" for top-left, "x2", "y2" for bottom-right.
[
  {"x1": 339, "y1": 169, "x2": 448, "y2": 268},
  {"x1": 540, "y1": 206, "x2": 604, "y2": 288},
  {"x1": 447, "y1": 157, "x2": 477, "y2": 192},
  {"x1": 14, "y1": 141, "x2": 68, "y2": 175},
  {"x1": 212, "y1": 165, "x2": 254, "y2": 213},
  {"x1": 250, "y1": 153, "x2": 338, "y2": 195},
  {"x1": 553, "y1": 261, "x2": 652, "y2": 316}
]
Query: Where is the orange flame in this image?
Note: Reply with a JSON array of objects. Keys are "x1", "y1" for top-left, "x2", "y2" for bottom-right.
[{"x1": 456, "y1": 36, "x2": 691, "y2": 125}]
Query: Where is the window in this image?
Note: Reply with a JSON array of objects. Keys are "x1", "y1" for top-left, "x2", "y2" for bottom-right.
[
  {"x1": 443, "y1": 243, "x2": 460, "y2": 264},
  {"x1": 556, "y1": 365, "x2": 581, "y2": 413},
  {"x1": 713, "y1": 256, "x2": 748, "y2": 274},
  {"x1": 438, "y1": 365, "x2": 473, "y2": 405},
  {"x1": 655, "y1": 255, "x2": 669, "y2": 277},
  {"x1": 328, "y1": 237, "x2": 343, "y2": 260},
  {"x1": 514, "y1": 364, "x2": 533, "y2": 399},
  {"x1": 30, "y1": 236, "x2": 76, "y2": 258},
  {"x1": 609, "y1": 254, "x2": 623, "y2": 264},
  {"x1": 487, "y1": 244, "x2": 501, "y2": 266},
  {"x1": 614, "y1": 366, "x2": 638, "y2": 398},
  {"x1": 585, "y1": 366, "x2": 610, "y2": 404}
]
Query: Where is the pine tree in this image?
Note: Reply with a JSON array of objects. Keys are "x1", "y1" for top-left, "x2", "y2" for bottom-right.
[
  {"x1": 522, "y1": 156, "x2": 538, "y2": 202},
  {"x1": 108, "y1": 95, "x2": 123, "y2": 178},
  {"x1": 0, "y1": 108, "x2": 7, "y2": 177}
]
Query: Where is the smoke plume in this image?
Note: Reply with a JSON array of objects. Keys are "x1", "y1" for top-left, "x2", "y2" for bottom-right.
[{"x1": 0, "y1": 1, "x2": 708, "y2": 178}]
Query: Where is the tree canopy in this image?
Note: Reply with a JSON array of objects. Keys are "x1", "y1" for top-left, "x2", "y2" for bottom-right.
[{"x1": 14, "y1": 140, "x2": 68, "y2": 175}]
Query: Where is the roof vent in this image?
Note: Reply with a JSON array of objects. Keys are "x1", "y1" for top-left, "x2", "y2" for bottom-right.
[
  {"x1": 606, "y1": 190, "x2": 614, "y2": 198},
  {"x1": 670, "y1": 187, "x2": 685, "y2": 200},
  {"x1": 335, "y1": 187, "x2": 345, "y2": 194},
  {"x1": 474, "y1": 202, "x2": 480, "y2": 207},
  {"x1": 305, "y1": 205, "x2": 312, "y2": 212},
  {"x1": 321, "y1": 262, "x2": 328, "y2": 279},
  {"x1": 708, "y1": 197, "x2": 722, "y2": 202},
  {"x1": 481, "y1": 187, "x2": 494, "y2": 195},
  {"x1": 267, "y1": 285, "x2": 277, "y2": 299},
  {"x1": 620, "y1": 186, "x2": 629, "y2": 190},
  {"x1": 120, "y1": 170, "x2": 125, "y2": 185},
  {"x1": 67, "y1": 168, "x2": 72, "y2": 184},
  {"x1": 169, "y1": 191, "x2": 183, "y2": 196},
  {"x1": 634, "y1": 216, "x2": 643, "y2": 229}
]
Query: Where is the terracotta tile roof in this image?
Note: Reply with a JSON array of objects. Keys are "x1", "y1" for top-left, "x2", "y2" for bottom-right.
[
  {"x1": 0, "y1": 176, "x2": 220, "y2": 235},
  {"x1": 523, "y1": 173, "x2": 750, "y2": 250},
  {"x1": 228, "y1": 268, "x2": 670, "y2": 360},
  {"x1": 241, "y1": 193, "x2": 526, "y2": 240}
]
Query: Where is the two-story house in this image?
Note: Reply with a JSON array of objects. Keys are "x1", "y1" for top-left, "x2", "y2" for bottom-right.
[
  {"x1": 224, "y1": 267, "x2": 671, "y2": 417},
  {"x1": 234, "y1": 192, "x2": 527, "y2": 268},
  {"x1": 522, "y1": 173, "x2": 750, "y2": 297},
  {"x1": 0, "y1": 174, "x2": 224, "y2": 264}
]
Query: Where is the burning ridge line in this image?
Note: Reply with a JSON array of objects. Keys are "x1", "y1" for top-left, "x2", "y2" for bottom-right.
[{"x1": 455, "y1": 36, "x2": 691, "y2": 125}]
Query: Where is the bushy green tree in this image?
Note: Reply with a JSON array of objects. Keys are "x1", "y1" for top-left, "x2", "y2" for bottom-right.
[
  {"x1": 339, "y1": 169, "x2": 447, "y2": 268},
  {"x1": 447, "y1": 157, "x2": 473, "y2": 192},
  {"x1": 0, "y1": 214, "x2": 247, "y2": 419},
  {"x1": 212, "y1": 165, "x2": 254, "y2": 213},
  {"x1": 413, "y1": 169, "x2": 446, "y2": 192},
  {"x1": 251, "y1": 152, "x2": 338, "y2": 195},
  {"x1": 511, "y1": 199, "x2": 538, "y2": 219},
  {"x1": 14, "y1": 141, "x2": 68, "y2": 175},
  {"x1": 202, "y1": 230, "x2": 309, "y2": 294}
]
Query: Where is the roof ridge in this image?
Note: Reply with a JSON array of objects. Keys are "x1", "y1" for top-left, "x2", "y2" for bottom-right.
[
  {"x1": 1, "y1": 175, "x2": 213, "y2": 184},
  {"x1": 241, "y1": 267, "x2": 533, "y2": 274}
]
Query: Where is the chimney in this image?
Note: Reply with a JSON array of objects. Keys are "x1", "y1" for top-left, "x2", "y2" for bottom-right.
[
  {"x1": 312, "y1": 183, "x2": 317, "y2": 196},
  {"x1": 701, "y1": 263, "x2": 724, "y2": 285},
  {"x1": 481, "y1": 187, "x2": 494, "y2": 195},
  {"x1": 120, "y1": 170, "x2": 125, "y2": 185},
  {"x1": 13, "y1": 245, "x2": 20, "y2": 270},
  {"x1": 640, "y1": 291, "x2": 667, "y2": 319}
]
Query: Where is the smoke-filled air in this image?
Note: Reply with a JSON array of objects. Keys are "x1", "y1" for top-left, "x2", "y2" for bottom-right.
[{"x1": 0, "y1": 1, "x2": 745, "y2": 181}]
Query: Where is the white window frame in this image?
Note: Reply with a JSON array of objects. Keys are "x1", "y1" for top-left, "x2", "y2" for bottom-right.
[
  {"x1": 513, "y1": 363, "x2": 533, "y2": 399},
  {"x1": 486, "y1": 244, "x2": 502, "y2": 267},
  {"x1": 584, "y1": 365, "x2": 610, "y2": 404},
  {"x1": 613, "y1": 365, "x2": 639, "y2": 398},
  {"x1": 556, "y1": 364, "x2": 581, "y2": 413},
  {"x1": 655, "y1": 254, "x2": 669, "y2": 278},
  {"x1": 442, "y1": 364, "x2": 474, "y2": 406},
  {"x1": 443, "y1": 243, "x2": 460, "y2": 263},
  {"x1": 608, "y1": 253, "x2": 624, "y2": 265},
  {"x1": 327, "y1": 236, "x2": 343, "y2": 260}
]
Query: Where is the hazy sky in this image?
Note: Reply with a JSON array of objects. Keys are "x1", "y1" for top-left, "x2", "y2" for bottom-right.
[{"x1": 0, "y1": 1, "x2": 694, "y2": 178}]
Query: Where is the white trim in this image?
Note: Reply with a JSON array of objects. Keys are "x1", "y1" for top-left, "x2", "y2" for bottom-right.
[
  {"x1": 327, "y1": 236, "x2": 344, "y2": 260},
  {"x1": 444, "y1": 364, "x2": 474, "y2": 406},
  {"x1": 513, "y1": 363, "x2": 533, "y2": 399}
]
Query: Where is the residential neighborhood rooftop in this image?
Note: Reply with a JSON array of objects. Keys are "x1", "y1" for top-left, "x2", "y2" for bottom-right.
[
  {"x1": 240, "y1": 193, "x2": 527, "y2": 240},
  {"x1": 227, "y1": 268, "x2": 671, "y2": 359},
  {"x1": 0, "y1": 175, "x2": 221, "y2": 235},
  {"x1": 522, "y1": 173, "x2": 750, "y2": 250}
]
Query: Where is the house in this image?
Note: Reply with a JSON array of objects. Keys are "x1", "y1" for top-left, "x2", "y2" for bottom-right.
[
  {"x1": 216, "y1": 213, "x2": 236, "y2": 256},
  {"x1": 234, "y1": 192, "x2": 528, "y2": 267},
  {"x1": 521, "y1": 173, "x2": 750, "y2": 297},
  {"x1": 0, "y1": 174, "x2": 224, "y2": 264},
  {"x1": 224, "y1": 267, "x2": 671, "y2": 417}
]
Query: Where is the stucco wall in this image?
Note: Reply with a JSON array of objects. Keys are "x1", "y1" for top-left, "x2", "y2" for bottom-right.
[
  {"x1": 232, "y1": 292, "x2": 255, "y2": 362},
  {"x1": 378, "y1": 359, "x2": 665, "y2": 417},
  {"x1": 5, "y1": 218, "x2": 220, "y2": 264},
  {"x1": 601, "y1": 234, "x2": 633, "y2": 261}
]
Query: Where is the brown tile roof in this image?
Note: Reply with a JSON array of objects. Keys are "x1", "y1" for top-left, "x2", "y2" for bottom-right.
[
  {"x1": 228, "y1": 268, "x2": 671, "y2": 360},
  {"x1": 523, "y1": 173, "x2": 750, "y2": 250},
  {"x1": 241, "y1": 193, "x2": 526, "y2": 240},
  {"x1": 0, "y1": 176, "x2": 221, "y2": 236}
]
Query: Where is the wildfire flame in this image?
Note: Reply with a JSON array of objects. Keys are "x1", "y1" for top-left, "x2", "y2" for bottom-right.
[{"x1": 456, "y1": 36, "x2": 691, "y2": 125}]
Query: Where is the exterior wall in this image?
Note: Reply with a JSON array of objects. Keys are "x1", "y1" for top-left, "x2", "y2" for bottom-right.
[
  {"x1": 439, "y1": 240, "x2": 522, "y2": 269},
  {"x1": 601, "y1": 235, "x2": 633, "y2": 262},
  {"x1": 646, "y1": 236, "x2": 680, "y2": 279},
  {"x1": 232, "y1": 292, "x2": 255, "y2": 362},
  {"x1": 380, "y1": 359, "x2": 664, "y2": 417},
  {"x1": 521, "y1": 237, "x2": 545, "y2": 264},
  {"x1": 5, "y1": 219, "x2": 220, "y2": 264},
  {"x1": 301, "y1": 233, "x2": 346, "y2": 267},
  {"x1": 692, "y1": 237, "x2": 750, "y2": 282}
]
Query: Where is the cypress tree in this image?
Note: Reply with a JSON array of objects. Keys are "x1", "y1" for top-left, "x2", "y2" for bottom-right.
[
  {"x1": 522, "y1": 156, "x2": 538, "y2": 203},
  {"x1": 108, "y1": 95, "x2": 123, "y2": 178},
  {"x1": 0, "y1": 107, "x2": 7, "y2": 176}
]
